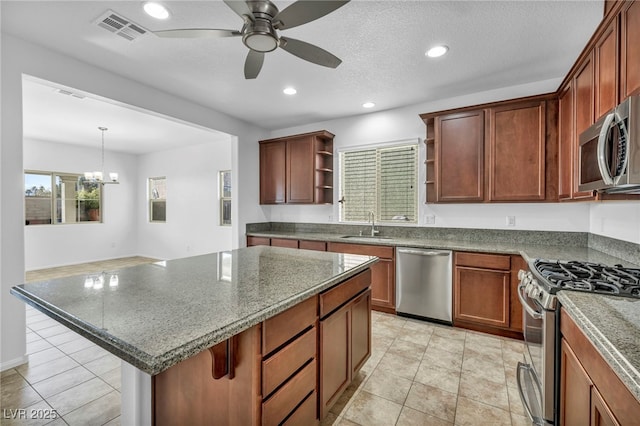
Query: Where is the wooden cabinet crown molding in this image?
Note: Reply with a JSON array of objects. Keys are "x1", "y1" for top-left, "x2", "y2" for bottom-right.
[{"x1": 259, "y1": 130, "x2": 335, "y2": 145}]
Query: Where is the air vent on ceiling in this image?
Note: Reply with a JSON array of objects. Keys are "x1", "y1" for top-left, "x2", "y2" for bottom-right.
[
  {"x1": 55, "y1": 88, "x2": 86, "y2": 99},
  {"x1": 94, "y1": 10, "x2": 148, "y2": 42}
]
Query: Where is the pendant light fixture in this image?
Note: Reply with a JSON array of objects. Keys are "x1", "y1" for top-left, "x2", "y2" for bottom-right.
[{"x1": 84, "y1": 127, "x2": 119, "y2": 184}]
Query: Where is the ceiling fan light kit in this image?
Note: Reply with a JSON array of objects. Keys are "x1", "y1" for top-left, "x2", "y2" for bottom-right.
[{"x1": 153, "y1": 0, "x2": 350, "y2": 79}]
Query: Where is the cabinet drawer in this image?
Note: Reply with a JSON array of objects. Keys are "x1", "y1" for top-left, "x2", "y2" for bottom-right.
[
  {"x1": 263, "y1": 296, "x2": 317, "y2": 356},
  {"x1": 263, "y1": 326, "x2": 317, "y2": 398},
  {"x1": 455, "y1": 252, "x2": 511, "y2": 270},
  {"x1": 247, "y1": 236, "x2": 270, "y2": 246},
  {"x1": 282, "y1": 390, "x2": 318, "y2": 426},
  {"x1": 319, "y1": 269, "x2": 371, "y2": 319},
  {"x1": 271, "y1": 238, "x2": 299, "y2": 249},
  {"x1": 327, "y1": 242, "x2": 394, "y2": 259},
  {"x1": 262, "y1": 359, "x2": 316, "y2": 426},
  {"x1": 299, "y1": 240, "x2": 327, "y2": 251}
]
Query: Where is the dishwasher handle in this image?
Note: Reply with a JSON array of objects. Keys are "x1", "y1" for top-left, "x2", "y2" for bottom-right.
[{"x1": 396, "y1": 248, "x2": 451, "y2": 257}]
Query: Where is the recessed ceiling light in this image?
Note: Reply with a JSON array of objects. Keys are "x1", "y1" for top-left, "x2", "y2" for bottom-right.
[
  {"x1": 143, "y1": 2, "x2": 170, "y2": 20},
  {"x1": 283, "y1": 87, "x2": 297, "y2": 95},
  {"x1": 362, "y1": 102, "x2": 375, "y2": 108},
  {"x1": 426, "y1": 45, "x2": 449, "y2": 58}
]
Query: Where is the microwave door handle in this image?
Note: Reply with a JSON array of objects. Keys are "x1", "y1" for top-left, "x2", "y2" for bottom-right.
[
  {"x1": 517, "y1": 283, "x2": 543, "y2": 320},
  {"x1": 597, "y1": 112, "x2": 616, "y2": 185}
]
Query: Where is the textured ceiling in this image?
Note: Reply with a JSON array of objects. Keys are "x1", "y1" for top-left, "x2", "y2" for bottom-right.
[{"x1": 3, "y1": 1, "x2": 603, "y2": 141}]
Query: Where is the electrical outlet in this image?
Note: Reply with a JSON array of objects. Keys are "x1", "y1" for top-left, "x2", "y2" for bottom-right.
[
  {"x1": 328, "y1": 214, "x2": 333, "y2": 222},
  {"x1": 506, "y1": 216, "x2": 516, "y2": 227},
  {"x1": 425, "y1": 215, "x2": 436, "y2": 224},
  {"x1": 111, "y1": 242, "x2": 116, "y2": 248}
]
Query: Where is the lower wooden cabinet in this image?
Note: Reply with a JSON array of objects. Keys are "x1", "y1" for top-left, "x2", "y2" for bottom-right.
[
  {"x1": 153, "y1": 269, "x2": 372, "y2": 426},
  {"x1": 319, "y1": 288, "x2": 371, "y2": 419},
  {"x1": 560, "y1": 308, "x2": 640, "y2": 426},
  {"x1": 327, "y1": 242, "x2": 395, "y2": 313},
  {"x1": 453, "y1": 251, "x2": 524, "y2": 339}
]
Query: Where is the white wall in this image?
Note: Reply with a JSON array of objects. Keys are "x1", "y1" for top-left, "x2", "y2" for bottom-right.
[
  {"x1": 1, "y1": 33, "x2": 268, "y2": 370},
  {"x1": 137, "y1": 141, "x2": 233, "y2": 260},
  {"x1": 589, "y1": 201, "x2": 640, "y2": 244},
  {"x1": 264, "y1": 79, "x2": 595, "y2": 233}
]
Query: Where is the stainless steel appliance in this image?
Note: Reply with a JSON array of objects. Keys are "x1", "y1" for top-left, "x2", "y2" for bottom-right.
[
  {"x1": 579, "y1": 95, "x2": 640, "y2": 193},
  {"x1": 517, "y1": 260, "x2": 640, "y2": 425},
  {"x1": 395, "y1": 248, "x2": 452, "y2": 324}
]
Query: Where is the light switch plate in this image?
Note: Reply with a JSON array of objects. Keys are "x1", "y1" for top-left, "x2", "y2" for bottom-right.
[
  {"x1": 425, "y1": 215, "x2": 436, "y2": 224},
  {"x1": 506, "y1": 216, "x2": 516, "y2": 227}
]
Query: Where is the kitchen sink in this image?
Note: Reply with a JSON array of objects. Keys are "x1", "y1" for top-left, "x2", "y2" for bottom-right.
[{"x1": 340, "y1": 235, "x2": 393, "y2": 240}]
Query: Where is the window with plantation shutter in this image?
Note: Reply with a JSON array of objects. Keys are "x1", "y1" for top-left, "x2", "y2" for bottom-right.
[{"x1": 340, "y1": 142, "x2": 418, "y2": 223}]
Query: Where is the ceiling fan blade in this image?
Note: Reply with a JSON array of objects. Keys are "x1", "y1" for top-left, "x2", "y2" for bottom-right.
[
  {"x1": 244, "y1": 50, "x2": 265, "y2": 79},
  {"x1": 223, "y1": 0, "x2": 255, "y2": 22},
  {"x1": 279, "y1": 37, "x2": 342, "y2": 68},
  {"x1": 154, "y1": 29, "x2": 241, "y2": 38},
  {"x1": 274, "y1": 0, "x2": 350, "y2": 30}
]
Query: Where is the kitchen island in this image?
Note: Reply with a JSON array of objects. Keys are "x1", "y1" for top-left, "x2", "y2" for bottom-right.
[{"x1": 11, "y1": 246, "x2": 377, "y2": 425}]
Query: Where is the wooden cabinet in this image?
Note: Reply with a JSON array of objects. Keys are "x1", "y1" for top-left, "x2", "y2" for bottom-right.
[
  {"x1": 270, "y1": 238, "x2": 299, "y2": 249},
  {"x1": 560, "y1": 338, "x2": 593, "y2": 426},
  {"x1": 621, "y1": 1, "x2": 640, "y2": 100},
  {"x1": 453, "y1": 252, "x2": 524, "y2": 339},
  {"x1": 560, "y1": 308, "x2": 640, "y2": 426},
  {"x1": 558, "y1": 83, "x2": 575, "y2": 200},
  {"x1": 247, "y1": 236, "x2": 270, "y2": 247},
  {"x1": 488, "y1": 101, "x2": 546, "y2": 201},
  {"x1": 319, "y1": 281, "x2": 371, "y2": 419},
  {"x1": 433, "y1": 111, "x2": 485, "y2": 202},
  {"x1": 573, "y1": 53, "x2": 598, "y2": 200},
  {"x1": 421, "y1": 96, "x2": 555, "y2": 203},
  {"x1": 327, "y1": 242, "x2": 395, "y2": 313},
  {"x1": 595, "y1": 19, "x2": 619, "y2": 120},
  {"x1": 454, "y1": 252, "x2": 511, "y2": 329},
  {"x1": 259, "y1": 130, "x2": 334, "y2": 205},
  {"x1": 299, "y1": 240, "x2": 327, "y2": 251}
]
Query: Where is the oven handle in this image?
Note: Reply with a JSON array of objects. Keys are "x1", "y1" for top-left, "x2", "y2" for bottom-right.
[
  {"x1": 516, "y1": 362, "x2": 543, "y2": 426},
  {"x1": 517, "y1": 283, "x2": 543, "y2": 320}
]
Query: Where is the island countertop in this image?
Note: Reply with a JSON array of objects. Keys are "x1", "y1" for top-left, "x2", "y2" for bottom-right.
[{"x1": 11, "y1": 246, "x2": 377, "y2": 375}]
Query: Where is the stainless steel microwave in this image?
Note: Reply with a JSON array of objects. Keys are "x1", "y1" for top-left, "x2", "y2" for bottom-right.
[{"x1": 579, "y1": 96, "x2": 640, "y2": 193}]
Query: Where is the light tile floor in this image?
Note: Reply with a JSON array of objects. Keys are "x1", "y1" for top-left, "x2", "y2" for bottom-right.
[{"x1": 2, "y1": 257, "x2": 529, "y2": 425}]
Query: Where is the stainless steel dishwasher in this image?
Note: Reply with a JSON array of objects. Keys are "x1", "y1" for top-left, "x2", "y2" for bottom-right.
[{"x1": 396, "y1": 248, "x2": 453, "y2": 324}]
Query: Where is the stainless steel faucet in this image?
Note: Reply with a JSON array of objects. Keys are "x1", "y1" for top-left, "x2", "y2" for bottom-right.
[{"x1": 368, "y1": 211, "x2": 379, "y2": 237}]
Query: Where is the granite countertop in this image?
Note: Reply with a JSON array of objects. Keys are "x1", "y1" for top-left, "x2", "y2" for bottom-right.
[
  {"x1": 247, "y1": 230, "x2": 640, "y2": 268},
  {"x1": 558, "y1": 291, "x2": 640, "y2": 400},
  {"x1": 11, "y1": 246, "x2": 377, "y2": 375}
]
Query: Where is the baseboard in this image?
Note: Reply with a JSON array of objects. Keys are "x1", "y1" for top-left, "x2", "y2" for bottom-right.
[{"x1": 0, "y1": 355, "x2": 28, "y2": 372}]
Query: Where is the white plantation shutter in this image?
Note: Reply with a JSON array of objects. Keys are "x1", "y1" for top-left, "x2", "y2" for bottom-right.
[
  {"x1": 379, "y1": 145, "x2": 417, "y2": 222},
  {"x1": 340, "y1": 143, "x2": 418, "y2": 223},
  {"x1": 341, "y1": 149, "x2": 377, "y2": 222}
]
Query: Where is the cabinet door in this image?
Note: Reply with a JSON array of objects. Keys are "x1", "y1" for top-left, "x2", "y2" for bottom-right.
[
  {"x1": 558, "y1": 83, "x2": 574, "y2": 200},
  {"x1": 509, "y1": 256, "x2": 527, "y2": 334},
  {"x1": 287, "y1": 137, "x2": 315, "y2": 203},
  {"x1": 454, "y1": 266, "x2": 510, "y2": 328},
  {"x1": 270, "y1": 238, "x2": 298, "y2": 249},
  {"x1": 260, "y1": 141, "x2": 286, "y2": 204},
  {"x1": 621, "y1": 1, "x2": 640, "y2": 100},
  {"x1": 319, "y1": 304, "x2": 350, "y2": 419},
  {"x1": 370, "y1": 259, "x2": 395, "y2": 311},
  {"x1": 560, "y1": 338, "x2": 593, "y2": 426},
  {"x1": 595, "y1": 19, "x2": 619, "y2": 120},
  {"x1": 351, "y1": 290, "x2": 371, "y2": 376},
  {"x1": 435, "y1": 111, "x2": 484, "y2": 202},
  {"x1": 247, "y1": 236, "x2": 270, "y2": 247},
  {"x1": 591, "y1": 386, "x2": 620, "y2": 426},
  {"x1": 573, "y1": 54, "x2": 597, "y2": 200},
  {"x1": 488, "y1": 101, "x2": 546, "y2": 201}
]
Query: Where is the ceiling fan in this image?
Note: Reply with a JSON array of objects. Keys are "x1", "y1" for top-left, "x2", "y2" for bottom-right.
[{"x1": 154, "y1": 0, "x2": 350, "y2": 79}]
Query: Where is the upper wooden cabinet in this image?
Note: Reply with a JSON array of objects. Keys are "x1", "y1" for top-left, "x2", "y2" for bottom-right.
[
  {"x1": 621, "y1": 1, "x2": 640, "y2": 100},
  {"x1": 488, "y1": 101, "x2": 546, "y2": 201},
  {"x1": 595, "y1": 19, "x2": 619, "y2": 119},
  {"x1": 558, "y1": 83, "x2": 574, "y2": 200},
  {"x1": 432, "y1": 111, "x2": 485, "y2": 202},
  {"x1": 259, "y1": 130, "x2": 334, "y2": 205},
  {"x1": 421, "y1": 96, "x2": 555, "y2": 203}
]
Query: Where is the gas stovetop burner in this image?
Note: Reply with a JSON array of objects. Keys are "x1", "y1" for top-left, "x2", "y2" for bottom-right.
[{"x1": 533, "y1": 259, "x2": 640, "y2": 298}]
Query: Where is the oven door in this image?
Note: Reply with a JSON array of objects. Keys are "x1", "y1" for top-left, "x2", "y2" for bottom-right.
[{"x1": 517, "y1": 283, "x2": 555, "y2": 424}]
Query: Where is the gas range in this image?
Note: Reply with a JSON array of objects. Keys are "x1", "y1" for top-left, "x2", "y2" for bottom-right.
[{"x1": 520, "y1": 259, "x2": 640, "y2": 310}]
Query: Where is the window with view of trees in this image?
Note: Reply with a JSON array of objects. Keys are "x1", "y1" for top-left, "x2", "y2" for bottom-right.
[
  {"x1": 220, "y1": 170, "x2": 231, "y2": 226},
  {"x1": 339, "y1": 143, "x2": 418, "y2": 224},
  {"x1": 24, "y1": 171, "x2": 102, "y2": 225},
  {"x1": 149, "y1": 177, "x2": 167, "y2": 222}
]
